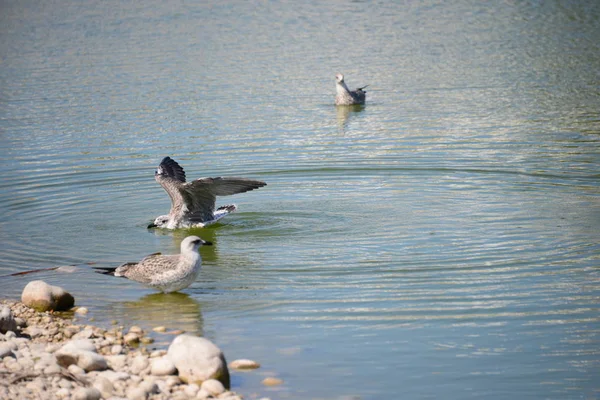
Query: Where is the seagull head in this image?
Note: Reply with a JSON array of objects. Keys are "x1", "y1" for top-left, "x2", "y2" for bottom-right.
[
  {"x1": 181, "y1": 236, "x2": 212, "y2": 253},
  {"x1": 336, "y1": 73, "x2": 345, "y2": 83},
  {"x1": 148, "y1": 215, "x2": 170, "y2": 229}
]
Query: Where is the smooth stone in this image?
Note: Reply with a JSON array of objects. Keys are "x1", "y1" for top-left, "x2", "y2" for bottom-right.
[
  {"x1": 105, "y1": 355, "x2": 127, "y2": 370},
  {"x1": 99, "y1": 370, "x2": 130, "y2": 383},
  {"x1": 151, "y1": 357, "x2": 176, "y2": 376},
  {"x1": 129, "y1": 326, "x2": 144, "y2": 334},
  {"x1": 152, "y1": 326, "x2": 167, "y2": 333},
  {"x1": 55, "y1": 340, "x2": 98, "y2": 368},
  {"x1": 262, "y1": 377, "x2": 284, "y2": 386},
  {"x1": 123, "y1": 332, "x2": 140, "y2": 345},
  {"x1": 0, "y1": 343, "x2": 17, "y2": 358},
  {"x1": 75, "y1": 307, "x2": 89, "y2": 315},
  {"x1": 111, "y1": 345, "x2": 123, "y2": 355},
  {"x1": 130, "y1": 355, "x2": 150, "y2": 375},
  {"x1": 4, "y1": 330, "x2": 17, "y2": 340},
  {"x1": 140, "y1": 337, "x2": 154, "y2": 345},
  {"x1": 139, "y1": 380, "x2": 158, "y2": 395},
  {"x1": 44, "y1": 364, "x2": 62, "y2": 375},
  {"x1": 0, "y1": 306, "x2": 17, "y2": 333},
  {"x1": 167, "y1": 334, "x2": 230, "y2": 388},
  {"x1": 78, "y1": 350, "x2": 108, "y2": 372},
  {"x1": 125, "y1": 387, "x2": 148, "y2": 400},
  {"x1": 55, "y1": 388, "x2": 70, "y2": 399},
  {"x1": 196, "y1": 389, "x2": 211, "y2": 399},
  {"x1": 229, "y1": 359, "x2": 261, "y2": 370},
  {"x1": 93, "y1": 376, "x2": 114, "y2": 398},
  {"x1": 150, "y1": 350, "x2": 167, "y2": 358},
  {"x1": 72, "y1": 387, "x2": 102, "y2": 400},
  {"x1": 21, "y1": 280, "x2": 75, "y2": 312},
  {"x1": 68, "y1": 364, "x2": 86, "y2": 375},
  {"x1": 200, "y1": 379, "x2": 225, "y2": 395},
  {"x1": 184, "y1": 383, "x2": 200, "y2": 397}
]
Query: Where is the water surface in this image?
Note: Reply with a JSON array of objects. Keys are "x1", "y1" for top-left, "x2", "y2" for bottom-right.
[{"x1": 1, "y1": 0, "x2": 599, "y2": 399}]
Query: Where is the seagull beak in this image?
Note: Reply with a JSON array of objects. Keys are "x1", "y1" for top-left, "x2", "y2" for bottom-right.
[
  {"x1": 147, "y1": 222, "x2": 157, "y2": 229},
  {"x1": 203, "y1": 241, "x2": 213, "y2": 246}
]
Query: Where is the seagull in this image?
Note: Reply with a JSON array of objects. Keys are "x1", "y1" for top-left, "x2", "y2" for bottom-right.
[
  {"x1": 148, "y1": 156, "x2": 267, "y2": 229},
  {"x1": 335, "y1": 73, "x2": 368, "y2": 106},
  {"x1": 93, "y1": 236, "x2": 211, "y2": 293}
]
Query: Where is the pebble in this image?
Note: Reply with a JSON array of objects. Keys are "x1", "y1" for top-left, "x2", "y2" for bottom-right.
[
  {"x1": 75, "y1": 307, "x2": 89, "y2": 315},
  {"x1": 0, "y1": 299, "x2": 249, "y2": 400},
  {"x1": 72, "y1": 387, "x2": 102, "y2": 400},
  {"x1": 123, "y1": 332, "x2": 140, "y2": 345},
  {"x1": 151, "y1": 357, "x2": 177, "y2": 376},
  {"x1": 153, "y1": 326, "x2": 167, "y2": 333},
  {"x1": 130, "y1": 355, "x2": 150, "y2": 374},
  {"x1": 201, "y1": 379, "x2": 226, "y2": 395},
  {"x1": 229, "y1": 359, "x2": 261, "y2": 370},
  {"x1": 262, "y1": 377, "x2": 284, "y2": 386}
]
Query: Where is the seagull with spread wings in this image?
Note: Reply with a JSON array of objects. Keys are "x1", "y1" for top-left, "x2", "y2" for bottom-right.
[{"x1": 148, "y1": 157, "x2": 266, "y2": 229}]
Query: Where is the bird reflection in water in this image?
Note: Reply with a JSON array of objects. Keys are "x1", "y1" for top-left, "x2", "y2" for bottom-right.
[
  {"x1": 336, "y1": 104, "x2": 365, "y2": 133},
  {"x1": 114, "y1": 292, "x2": 204, "y2": 343}
]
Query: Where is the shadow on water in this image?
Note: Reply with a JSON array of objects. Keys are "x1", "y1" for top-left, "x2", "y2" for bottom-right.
[
  {"x1": 108, "y1": 292, "x2": 204, "y2": 340},
  {"x1": 335, "y1": 104, "x2": 366, "y2": 132}
]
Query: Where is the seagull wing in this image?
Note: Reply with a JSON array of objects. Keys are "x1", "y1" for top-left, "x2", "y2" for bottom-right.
[
  {"x1": 121, "y1": 253, "x2": 177, "y2": 283},
  {"x1": 182, "y1": 177, "x2": 267, "y2": 222},
  {"x1": 157, "y1": 157, "x2": 186, "y2": 182}
]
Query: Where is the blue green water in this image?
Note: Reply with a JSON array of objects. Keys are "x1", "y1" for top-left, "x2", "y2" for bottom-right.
[{"x1": 1, "y1": 0, "x2": 599, "y2": 398}]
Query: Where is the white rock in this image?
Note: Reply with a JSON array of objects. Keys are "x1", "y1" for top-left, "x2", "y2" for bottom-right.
[
  {"x1": 105, "y1": 354, "x2": 127, "y2": 370},
  {"x1": 196, "y1": 388, "x2": 211, "y2": 399},
  {"x1": 200, "y1": 379, "x2": 225, "y2": 396},
  {"x1": 72, "y1": 387, "x2": 102, "y2": 400},
  {"x1": 229, "y1": 359, "x2": 261, "y2": 370},
  {"x1": 126, "y1": 387, "x2": 148, "y2": 400},
  {"x1": 93, "y1": 376, "x2": 114, "y2": 398},
  {"x1": 21, "y1": 280, "x2": 75, "y2": 312},
  {"x1": 62, "y1": 339, "x2": 97, "y2": 353},
  {"x1": 4, "y1": 330, "x2": 17, "y2": 340},
  {"x1": 44, "y1": 364, "x2": 62, "y2": 375},
  {"x1": 151, "y1": 357, "x2": 176, "y2": 376},
  {"x1": 167, "y1": 334, "x2": 230, "y2": 388},
  {"x1": 0, "y1": 306, "x2": 17, "y2": 333},
  {"x1": 78, "y1": 350, "x2": 108, "y2": 371},
  {"x1": 123, "y1": 332, "x2": 140, "y2": 345},
  {"x1": 111, "y1": 345, "x2": 123, "y2": 355},
  {"x1": 68, "y1": 364, "x2": 85, "y2": 375},
  {"x1": 139, "y1": 380, "x2": 158, "y2": 395},
  {"x1": 55, "y1": 388, "x2": 70, "y2": 399},
  {"x1": 99, "y1": 370, "x2": 130, "y2": 383},
  {"x1": 184, "y1": 383, "x2": 200, "y2": 397},
  {"x1": 130, "y1": 355, "x2": 149, "y2": 374},
  {"x1": 0, "y1": 343, "x2": 16, "y2": 358},
  {"x1": 75, "y1": 307, "x2": 89, "y2": 315}
]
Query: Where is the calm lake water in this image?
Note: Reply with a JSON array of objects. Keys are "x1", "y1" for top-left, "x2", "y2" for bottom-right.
[{"x1": 1, "y1": 0, "x2": 599, "y2": 398}]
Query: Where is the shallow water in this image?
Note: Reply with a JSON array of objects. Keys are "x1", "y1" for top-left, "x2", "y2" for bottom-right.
[{"x1": 1, "y1": 0, "x2": 600, "y2": 398}]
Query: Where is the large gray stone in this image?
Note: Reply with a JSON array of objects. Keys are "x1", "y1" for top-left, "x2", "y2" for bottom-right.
[
  {"x1": 167, "y1": 334, "x2": 230, "y2": 388},
  {"x1": 0, "y1": 306, "x2": 17, "y2": 333},
  {"x1": 21, "y1": 280, "x2": 74, "y2": 312}
]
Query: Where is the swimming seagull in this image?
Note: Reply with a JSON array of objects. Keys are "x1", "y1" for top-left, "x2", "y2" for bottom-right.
[
  {"x1": 335, "y1": 73, "x2": 368, "y2": 105},
  {"x1": 93, "y1": 236, "x2": 211, "y2": 293},
  {"x1": 149, "y1": 156, "x2": 267, "y2": 229}
]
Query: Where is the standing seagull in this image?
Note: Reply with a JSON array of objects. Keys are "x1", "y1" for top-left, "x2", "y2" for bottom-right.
[
  {"x1": 149, "y1": 157, "x2": 267, "y2": 229},
  {"x1": 93, "y1": 236, "x2": 211, "y2": 293},
  {"x1": 335, "y1": 73, "x2": 368, "y2": 105}
]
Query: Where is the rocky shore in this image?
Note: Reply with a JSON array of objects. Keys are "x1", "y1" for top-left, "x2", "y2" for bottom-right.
[{"x1": 0, "y1": 299, "x2": 266, "y2": 400}]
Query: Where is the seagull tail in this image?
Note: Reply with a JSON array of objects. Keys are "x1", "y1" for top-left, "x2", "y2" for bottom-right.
[
  {"x1": 92, "y1": 263, "x2": 135, "y2": 277},
  {"x1": 92, "y1": 266, "x2": 118, "y2": 276}
]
